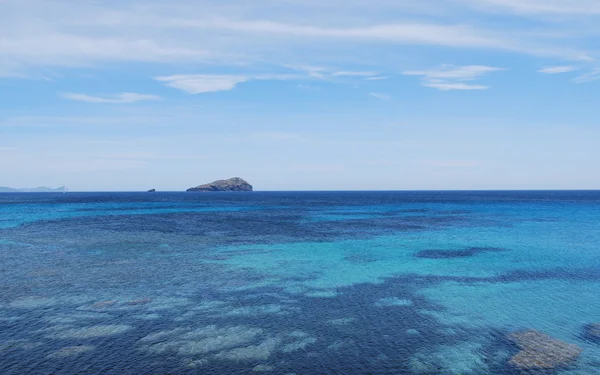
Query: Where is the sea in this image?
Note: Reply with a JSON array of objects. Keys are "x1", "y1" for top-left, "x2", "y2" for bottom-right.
[{"x1": 0, "y1": 191, "x2": 599, "y2": 374}]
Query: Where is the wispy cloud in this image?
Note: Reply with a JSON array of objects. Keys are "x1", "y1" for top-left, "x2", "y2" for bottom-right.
[
  {"x1": 368, "y1": 92, "x2": 391, "y2": 101},
  {"x1": 422, "y1": 82, "x2": 488, "y2": 91},
  {"x1": 573, "y1": 67, "x2": 600, "y2": 83},
  {"x1": 539, "y1": 66, "x2": 577, "y2": 74},
  {"x1": 154, "y1": 74, "x2": 297, "y2": 94},
  {"x1": 403, "y1": 65, "x2": 504, "y2": 90},
  {"x1": 61, "y1": 92, "x2": 161, "y2": 104},
  {"x1": 179, "y1": 19, "x2": 508, "y2": 49},
  {"x1": 154, "y1": 75, "x2": 250, "y2": 94},
  {"x1": 464, "y1": 0, "x2": 600, "y2": 15},
  {"x1": 0, "y1": 69, "x2": 26, "y2": 79},
  {"x1": 0, "y1": 0, "x2": 596, "y2": 77},
  {"x1": 288, "y1": 66, "x2": 382, "y2": 82},
  {"x1": 286, "y1": 65, "x2": 329, "y2": 79},
  {"x1": 404, "y1": 65, "x2": 504, "y2": 80},
  {"x1": 332, "y1": 71, "x2": 379, "y2": 77}
]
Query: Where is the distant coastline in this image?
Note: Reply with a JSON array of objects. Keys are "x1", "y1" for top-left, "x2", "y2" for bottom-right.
[{"x1": 0, "y1": 186, "x2": 67, "y2": 193}]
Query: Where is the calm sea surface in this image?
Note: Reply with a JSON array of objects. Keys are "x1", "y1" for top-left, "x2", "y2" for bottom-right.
[{"x1": 1, "y1": 191, "x2": 599, "y2": 374}]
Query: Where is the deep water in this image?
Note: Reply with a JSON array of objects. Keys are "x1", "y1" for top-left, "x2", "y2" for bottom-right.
[{"x1": 1, "y1": 191, "x2": 600, "y2": 374}]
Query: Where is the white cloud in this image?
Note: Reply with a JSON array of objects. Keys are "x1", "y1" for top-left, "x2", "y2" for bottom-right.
[
  {"x1": 539, "y1": 66, "x2": 577, "y2": 74},
  {"x1": 368, "y1": 92, "x2": 391, "y2": 101},
  {"x1": 60, "y1": 92, "x2": 161, "y2": 104},
  {"x1": 422, "y1": 82, "x2": 489, "y2": 90},
  {"x1": 404, "y1": 65, "x2": 503, "y2": 80},
  {"x1": 216, "y1": 20, "x2": 509, "y2": 49},
  {"x1": 287, "y1": 66, "x2": 385, "y2": 82},
  {"x1": 573, "y1": 67, "x2": 600, "y2": 83},
  {"x1": 366, "y1": 76, "x2": 390, "y2": 80},
  {"x1": 154, "y1": 74, "x2": 297, "y2": 94},
  {"x1": 154, "y1": 75, "x2": 250, "y2": 94},
  {"x1": 0, "y1": 0, "x2": 594, "y2": 78},
  {"x1": 463, "y1": 0, "x2": 600, "y2": 15},
  {"x1": 286, "y1": 65, "x2": 329, "y2": 79},
  {"x1": 0, "y1": 34, "x2": 214, "y2": 69},
  {"x1": 332, "y1": 71, "x2": 379, "y2": 77},
  {"x1": 403, "y1": 65, "x2": 504, "y2": 90}
]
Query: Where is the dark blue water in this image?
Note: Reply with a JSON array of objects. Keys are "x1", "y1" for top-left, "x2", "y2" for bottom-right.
[{"x1": 1, "y1": 191, "x2": 600, "y2": 374}]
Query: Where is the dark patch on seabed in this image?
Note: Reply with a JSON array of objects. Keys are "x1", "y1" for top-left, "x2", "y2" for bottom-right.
[
  {"x1": 388, "y1": 266, "x2": 600, "y2": 285},
  {"x1": 415, "y1": 247, "x2": 506, "y2": 259},
  {"x1": 1, "y1": 205, "x2": 488, "y2": 251},
  {"x1": 0, "y1": 273, "x2": 530, "y2": 375}
]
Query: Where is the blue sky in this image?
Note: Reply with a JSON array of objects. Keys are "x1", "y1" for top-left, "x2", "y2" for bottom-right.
[{"x1": 1, "y1": 0, "x2": 599, "y2": 191}]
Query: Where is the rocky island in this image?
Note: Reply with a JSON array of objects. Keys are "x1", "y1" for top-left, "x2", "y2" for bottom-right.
[{"x1": 186, "y1": 177, "x2": 253, "y2": 192}]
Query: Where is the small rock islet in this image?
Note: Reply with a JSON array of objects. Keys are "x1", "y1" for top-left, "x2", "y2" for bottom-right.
[{"x1": 187, "y1": 177, "x2": 253, "y2": 192}]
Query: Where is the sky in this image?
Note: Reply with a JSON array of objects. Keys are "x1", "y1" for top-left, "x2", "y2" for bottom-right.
[{"x1": 1, "y1": 0, "x2": 599, "y2": 191}]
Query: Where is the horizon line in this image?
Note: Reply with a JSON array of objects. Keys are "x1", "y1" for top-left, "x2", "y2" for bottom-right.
[{"x1": 2, "y1": 189, "x2": 600, "y2": 193}]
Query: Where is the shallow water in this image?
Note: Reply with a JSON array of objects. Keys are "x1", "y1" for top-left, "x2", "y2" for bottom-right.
[{"x1": 1, "y1": 191, "x2": 599, "y2": 374}]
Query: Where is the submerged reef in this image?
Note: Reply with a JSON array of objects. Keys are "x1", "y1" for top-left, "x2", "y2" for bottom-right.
[{"x1": 507, "y1": 330, "x2": 582, "y2": 370}]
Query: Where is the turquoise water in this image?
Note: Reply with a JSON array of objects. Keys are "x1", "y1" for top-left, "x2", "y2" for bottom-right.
[{"x1": 0, "y1": 191, "x2": 599, "y2": 374}]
